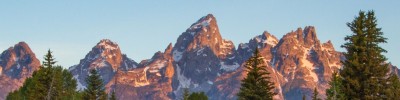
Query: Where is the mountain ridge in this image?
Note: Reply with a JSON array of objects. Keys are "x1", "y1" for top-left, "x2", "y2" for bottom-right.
[
  {"x1": 0, "y1": 42, "x2": 41, "y2": 99},
  {"x1": 0, "y1": 14, "x2": 399, "y2": 100}
]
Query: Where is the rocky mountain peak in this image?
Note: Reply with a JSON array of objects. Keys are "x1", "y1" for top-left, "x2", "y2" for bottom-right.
[
  {"x1": 173, "y1": 14, "x2": 235, "y2": 60},
  {"x1": 187, "y1": 14, "x2": 223, "y2": 50},
  {"x1": 69, "y1": 39, "x2": 138, "y2": 90},
  {"x1": 0, "y1": 42, "x2": 40, "y2": 77},
  {"x1": 0, "y1": 42, "x2": 40, "y2": 99},
  {"x1": 90, "y1": 39, "x2": 122, "y2": 70},
  {"x1": 322, "y1": 40, "x2": 335, "y2": 51},
  {"x1": 4, "y1": 42, "x2": 35, "y2": 59},
  {"x1": 278, "y1": 26, "x2": 320, "y2": 49},
  {"x1": 96, "y1": 39, "x2": 120, "y2": 51},
  {"x1": 187, "y1": 14, "x2": 217, "y2": 32},
  {"x1": 303, "y1": 26, "x2": 319, "y2": 45},
  {"x1": 257, "y1": 31, "x2": 279, "y2": 47},
  {"x1": 164, "y1": 43, "x2": 173, "y2": 55}
]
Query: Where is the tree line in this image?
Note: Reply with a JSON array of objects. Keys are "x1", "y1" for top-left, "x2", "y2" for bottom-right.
[
  {"x1": 6, "y1": 50, "x2": 117, "y2": 100},
  {"x1": 6, "y1": 10, "x2": 400, "y2": 100},
  {"x1": 237, "y1": 10, "x2": 400, "y2": 100}
]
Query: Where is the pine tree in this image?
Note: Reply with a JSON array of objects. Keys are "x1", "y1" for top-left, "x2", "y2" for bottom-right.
[
  {"x1": 188, "y1": 92, "x2": 208, "y2": 100},
  {"x1": 326, "y1": 71, "x2": 345, "y2": 100},
  {"x1": 6, "y1": 50, "x2": 78, "y2": 100},
  {"x1": 237, "y1": 49, "x2": 276, "y2": 100},
  {"x1": 312, "y1": 87, "x2": 321, "y2": 100},
  {"x1": 61, "y1": 68, "x2": 78, "y2": 100},
  {"x1": 26, "y1": 50, "x2": 59, "y2": 100},
  {"x1": 384, "y1": 74, "x2": 400, "y2": 99},
  {"x1": 183, "y1": 88, "x2": 190, "y2": 100},
  {"x1": 340, "y1": 10, "x2": 393, "y2": 99},
  {"x1": 110, "y1": 91, "x2": 117, "y2": 100},
  {"x1": 83, "y1": 69, "x2": 107, "y2": 100}
]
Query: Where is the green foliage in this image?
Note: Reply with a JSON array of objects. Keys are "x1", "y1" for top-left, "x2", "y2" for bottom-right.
[
  {"x1": 6, "y1": 50, "x2": 78, "y2": 100},
  {"x1": 384, "y1": 74, "x2": 400, "y2": 99},
  {"x1": 83, "y1": 69, "x2": 108, "y2": 100},
  {"x1": 183, "y1": 88, "x2": 190, "y2": 100},
  {"x1": 326, "y1": 71, "x2": 345, "y2": 100},
  {"x1": 237, "y1": 49, "x2": 276, "y2": 100},
  {"x1": 188, "y1": 92, "x2": 208, "y2": 100},
  {"x1": 340, "y1": 10, "x2": 400, "y2": 99}
]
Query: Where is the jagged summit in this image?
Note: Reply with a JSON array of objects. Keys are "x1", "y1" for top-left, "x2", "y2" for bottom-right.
[
  {"x1": 69, "y1": 39, "x2": 138, "y2": 90},
  {"x1": 0, "y1": 42, "x2": 40, "y2": 99},
  {"x1": 303, "y1": 26, "x2": 319, "y2": 45},
  {"x1": 95, "y1": 39, "x2": 119, "y2": 51},
  {"x1": 173, "y1": 14, "x2": 235, "y2": 60},
  {"x1": 256, "y1": 31, "x2": 279, "y2": 47},
  {"x1": 4, "y1": 42, "x2": 35, "y2": 56},
  {"x1": 188, "y1": 14, "x2": 216, "y2": 31}
]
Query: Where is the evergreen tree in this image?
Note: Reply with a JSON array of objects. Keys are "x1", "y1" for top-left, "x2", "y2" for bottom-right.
[
  {"x1": 237, "y1": 49, "x2": 276, "y2": 100},
  {"x1": 110, "y1": 91, "x2": 117, "y2": 100},
  {"x1": 340, "y1": 10, "x2": 395, "y2": 99},
  {"x1": 83, "y1": 69, "x2": 107, "y2": 100},
  {"x1": 312, "y1": 87, "x2": 321, "y2": 100},
  {"x1": 6, "y1": 50, "x2": 78, "y2": 100},
  {"x1": 72, "y1": 91, "x2": 84, "y2": 100},
  {"x1": 188, "y1": 92, "x2": 208, "y2": 100},
  {"x1": 183, "y1": 88, "x2": 190, "y2": 100},
  {"x1": 61, "y1": 68, "x2": 78, "y2": 100},
  {"x1": 302, "y1": 94, "x2": 306, "y2": 100},
  {"x1": 326, "y1": 71, "x2": 345, "y2": 100},
  {"x1": 384, "y1": 74, "x2": 400, "y2": 99}
]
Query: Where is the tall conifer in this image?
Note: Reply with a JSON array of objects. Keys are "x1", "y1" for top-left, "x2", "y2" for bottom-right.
[
  {"x1": 340, "y1": 10, "x2": 394, "y2": 99},
  {"x1": 237, "y1": 49, "x2": 276, "y2": 100},
  {"x1": 83, "y1": 69, "x2": 107, "y2": 100},
  {"x1": 326, "y1": 71, "x2": 345, "y2": 100}
]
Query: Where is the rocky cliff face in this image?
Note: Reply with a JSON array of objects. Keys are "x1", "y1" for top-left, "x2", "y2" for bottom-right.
[
  {"x1": 210, "y1": 31, "x2": 285, "y2": 100},
  {"x1": 0, "y1": 42, "x2": 41, "y2": 99},
  {"x1": 389, "y1": 64, "x2": 400, "y2": 77},
  {"x1": 170, "y1": 14, "x2": 240, "y2": 99},
  {"x1": 1, "y1": 14, "x2": 398, "y2": 100},
  {"x1": 66, "y1": 14, "x2": 399, "y2": 100},
  {"x1": 104, "y1": 43, "x2": 175, "y2": 100},
  {"x1": 69, "y1": 39, "x2": 138, "y2": 90},
  {"x1": 272, "y1": 27, "x2": 342, "y2": 99}
]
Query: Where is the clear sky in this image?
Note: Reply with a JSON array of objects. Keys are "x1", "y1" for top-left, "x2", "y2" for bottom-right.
[{"x1": 0, "y1": 1, "x2": 399, "y2": 68}]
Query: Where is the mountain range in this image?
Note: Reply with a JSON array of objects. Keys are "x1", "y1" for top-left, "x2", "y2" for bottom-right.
[{"x1": 1, "y1": 14, "x2": 399, "y2": 100}]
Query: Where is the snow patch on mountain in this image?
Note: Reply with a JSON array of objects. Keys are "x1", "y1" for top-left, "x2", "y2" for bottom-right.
[
  {"x1": 265, "y1": 35, "x2": 278, "y2": 46},
  {"x1": 98, "y1": 40, "x2": 118, "y2": 50},
  {"x1": 173, "y1": 50, "x2": 183, "y2": 62},
  {"x1": 190, "y1": 16, "x2": 213, "y2": 30},
  {"x1": 220, "y1": 62, "x2": 240, "y2": 72},
  {"x1": 176, "y1": 64, "x2": 191, "y2": 89},
  {"x1": 93, "y1": 61, "x2": 108, "y2": 67},
  {"x1": 207, "y1": 80, "x2": 213, "y2": 84},
  {"x1": 196, "y1": 48, "x2": 205, "y2": 56},
  {"x1": 148, "y1": 60, "x2": 167, "y2": 73},
  {"x1": 301, "y1": 48, "x2": 318, "y2": 82},
  {"x1": 74, "y1": 75, "x2": 86, "y2": 90},
  {"x1": 16, "y1": 64, "x2": 20, "y2": 69}
]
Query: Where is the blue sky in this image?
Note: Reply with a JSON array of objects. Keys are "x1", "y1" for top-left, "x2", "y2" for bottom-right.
[{"x1": 0, "y1": 1, "x2": 399, "y2": 68}]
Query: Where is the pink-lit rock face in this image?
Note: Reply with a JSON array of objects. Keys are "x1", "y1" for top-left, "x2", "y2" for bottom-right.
[
  {"x1": 0, "y1": 14, "x2": 398, "y2": 100},
  {"x1": 0, "y1": 42, "x2": 41, "y2": 99},
  {"x1": 65, "y1": 14, "x2": 398, "y2": 100},
  {"x1": 69, "y1": 39, "x2": 138, "y2": 91}
]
